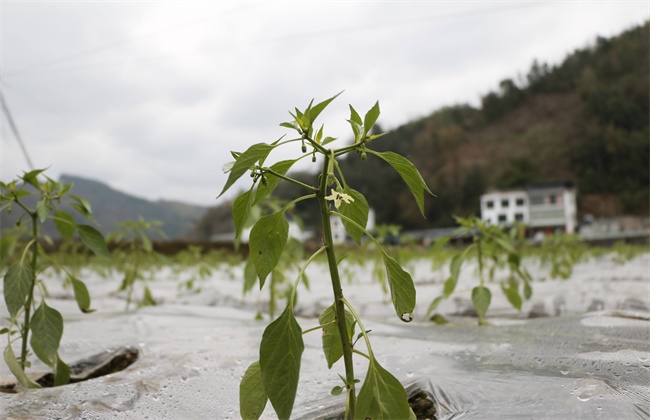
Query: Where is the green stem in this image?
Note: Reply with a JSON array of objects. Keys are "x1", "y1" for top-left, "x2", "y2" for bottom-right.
[
  {"x1": 341, "y1": 297, "x2": 375, "y2": 360},
  {"x1": 318, "y1": 153, "x2": 356, "y2": 419},
  {"x1": 20, "y1": 212, "x2": 39, "y2": 370},
  {"x1": 282, "y1": 194, "x2": 317, "y2": 214},
  {"x1": 261, "y1": 168, "x2": 317, "y2": 193}
]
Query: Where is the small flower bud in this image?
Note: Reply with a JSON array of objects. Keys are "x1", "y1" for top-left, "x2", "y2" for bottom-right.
[
  {"x1": 302, "y1": 142, "x2": 307, "y2": 153},
  {"x1": 361, "y1": 151, "x2": 367, "y2": 160}
]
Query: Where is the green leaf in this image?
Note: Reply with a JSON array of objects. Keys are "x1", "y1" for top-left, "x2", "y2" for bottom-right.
[
  {"x1": 77, "y1": 225, "x2": 110, "y2": 260},
  {"x1": 4, "y1": 345, "x2": 41, "y2": 389},
  {"x1": 243, "y1": 257, "x2": 258, "y2": 294},
  {"x1": 383, "y1": 255, "x2": 416, "y2": 322},
  {"x1": 501, "y1": 281, "x2": 522, "y2": 311},
  {"x1": 339, "y1": 188, "x2": 368, "y2": 245},
  {"x1": 330, "y1": 385, "x2": 344, "y2": 396},
  {"x1": 54, "y1": 357, "x2": 71, "y2": 386},
  {"x1": 307, "y1": 91, "x2": 342, "y2": 124},
  {"x1": 21, "y1": 169, "x2": 46, "y2": 189},
  {"x1": 355, "y1": 359, "x2": 411, "y2": 420},
  {"x1": 322, "y1": 136, "x2": 337, "y2": 146},
  {"x1": 443, "y1": 254, "x2": 463, "y2": 298},
  {"x1": 36, "y1": 199, "x2": 50, "y2": 223},
  {"x1": 233, "y1": 189, "x2": 256, "y2": 241},
  {"x1": 240, "y1": 360, "x2": 268, "y2": 420},
  {"x1": 249, "y1": 212, "x2": 289, "y2": 288},
  {"x1": 472, "y1": 286, "x2": 492, "y2": 324},
  {"x1": 349, "y1": 105, "x2": 362, "y2": 125},
  {"x1": 69, "y1": 195, "x2": 93, "y2": 217},
  {"x1": 319, "y1": 304, "x2": 355, "y2": 369},
  {"x1": 30, "y1": 301, "x2": 64, "y2": 368},
  {"x1": 142, "y1": 286, "x2": 157, "y2": 306},
  {"x1": 218, "y1": 143, "x2": 274, "y2": 198},
  {"x1": 53, "y1": 210, "x2": 76, "y2": 240},
  {"x1": 254, "y1": 159, "x2": 297, "y2": 205},
  {"x1": 363, "y1": 101, "x2": 380, "y2": 137},
  {"x1": 426, "y1": 295, "x2": 445, "y2": 317},
  {"x1": 3, "y1": 263, "x2": 33, "y2": 318},
  {"x1": 259, "y1": 305, "x2": 304, "y2": 420},
  {"x1": 373, "y1": 151, "x2": 433, "y2": 218},
  {"x1": 70, "y1": 276, "x2": 93, "y2": 313},
  {"x1": 430, "y1": 313, "x2": 450, "y2": 325}
]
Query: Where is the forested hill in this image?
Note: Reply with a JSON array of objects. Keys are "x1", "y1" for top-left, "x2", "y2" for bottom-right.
[
  {"x1": 192, "y1": 22, "x2": 649, "y2": 237},
  {"x1": 0, "y1": 174, "x2": 208, "y2": 239},
  {"x1": 337, "y1": 22, "x2": 649, "y2": 229}
]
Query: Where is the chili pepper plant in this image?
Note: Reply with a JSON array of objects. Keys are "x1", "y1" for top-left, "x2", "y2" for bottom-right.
[{"x1": 220, "y1": 93, "x2": 433, "y2": 420}]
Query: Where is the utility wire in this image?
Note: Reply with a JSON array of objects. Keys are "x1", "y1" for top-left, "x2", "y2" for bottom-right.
[
  {"x1": 2, "y1": 2, "x2": 545, "y2": 80},
  {"x1": 0, "y1": 88, "x2": 34, "y2": 170}
]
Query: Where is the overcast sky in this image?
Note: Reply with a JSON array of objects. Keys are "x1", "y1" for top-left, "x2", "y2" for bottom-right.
[{"x1": 1, "y1": 1, "x2": 648, "y2": 207}]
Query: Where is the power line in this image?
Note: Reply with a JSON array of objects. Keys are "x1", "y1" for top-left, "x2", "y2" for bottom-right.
[{"x1": 0, "y1": 88, "x2": 34, "y2": 170}]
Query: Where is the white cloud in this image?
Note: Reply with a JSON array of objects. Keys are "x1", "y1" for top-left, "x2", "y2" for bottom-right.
[{"x1": 1, "y1": 1, "x2": 647, "y2": 206}]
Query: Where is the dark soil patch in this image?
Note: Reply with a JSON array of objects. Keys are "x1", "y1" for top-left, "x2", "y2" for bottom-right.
[{"x1": 0, "y1": 346, "x2": 138, "y2": 393}]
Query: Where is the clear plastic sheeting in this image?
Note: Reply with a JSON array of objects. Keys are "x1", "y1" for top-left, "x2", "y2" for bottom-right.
[{"x1": 0, "y1": 254, "x2": 648, "y2": 419}]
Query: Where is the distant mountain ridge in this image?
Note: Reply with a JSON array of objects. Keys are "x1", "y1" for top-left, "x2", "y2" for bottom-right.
[
  {"x1": 0, "y1": 174, "x2": 208, "y2": 239},
  {"x1": 58, "y1": 175, "x2": 208, "y2": 239}
]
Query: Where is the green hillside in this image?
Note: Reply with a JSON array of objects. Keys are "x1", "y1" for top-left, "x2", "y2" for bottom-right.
[
  {"x1": 0, "y1": 174, "x2": 208, "y2": 239},
  {"x1": 198, "y1": 22, "x2": 650, "y2": 237}
]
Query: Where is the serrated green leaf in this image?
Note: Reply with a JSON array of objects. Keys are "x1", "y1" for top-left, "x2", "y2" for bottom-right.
[
  {"x1": 254, "y1": 159, "x2": 297, "y2": 205},
  {"x1": 472, "y1": 286, "x2": 492, "y2": 324},
  {"x1": 339, "y1": 188, "x2": 368, "y2": 245},
  {"x1": 355, "y1": 359, "x2": 411, "y2": 420},
  {"x1": 70, "y1": 276, "x2": 93, "y2": 313},
  {"x1": 383, "y1": 255, "x2": 416, "y2": 322},
  {"x1": 259, "y1": 305, "x2": 304, "y2": 420},
  {"x1": 233, "y1": 189, "x2": 256, "y2": 241},
  {"x1": 363, "y1": 101, "x2": 380, "y2": 137},
  {"x1": 78, "y1": 225, "x2": 111, "y2": 260},
  {"x1": 53, "y1": 210, "x2": 76, "y2": 240},
  {"x1": 30, "y1": 301, "x2": 64, "y2": 368},
  {"x1": 240, "y1": 360, "x2": 268, "y2": 420},
  {"x1": 218, "y1": 143, "x2": 273, "y2": 198},
  {"x1": 250, "y1": 212, "x2": 289, "y2": 288},
  {"x1": 3, "y1": 263, "x2": 33, "y2": 318},
  {"x1": 319, "y1": 304, "x2": 355, "y2": 369},
  {"x1": 243, "y1": 257, "x2": 258, "y2": 294},
  {"x1": 373, "y1": 151, "x2": 433, "y2": 217},
  {"x1": 4, "y1": 345, "x2": 41, "y2": 389}
]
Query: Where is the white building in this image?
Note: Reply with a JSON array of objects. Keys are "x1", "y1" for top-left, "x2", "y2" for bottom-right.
[{"x1": 480, "y1": 181, "x2": 577, "y2": 233}]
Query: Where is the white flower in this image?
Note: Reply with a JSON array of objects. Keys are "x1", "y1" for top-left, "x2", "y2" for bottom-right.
[{"x1": 325, "y1": 189, "x2": 354, "y2": 209}]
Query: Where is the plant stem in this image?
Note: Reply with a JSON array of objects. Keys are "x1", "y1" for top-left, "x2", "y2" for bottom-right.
[
  {"x1": 318, "y1": 152, "x2": 356, "y2": 419},
  {"x1": 20, "y1": 212, "x2": 39, "y2": 370}
]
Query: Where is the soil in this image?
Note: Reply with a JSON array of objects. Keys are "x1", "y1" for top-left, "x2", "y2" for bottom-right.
[{"x1": 0, "y1": 346, "x2": 138, "y2": 393}]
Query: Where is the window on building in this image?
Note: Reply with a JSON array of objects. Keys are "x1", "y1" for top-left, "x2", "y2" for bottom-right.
[
  {"x1": 486, "y1": 200, "x2": 494, "y2": 209},
  {"x1": 498, "y1": 214, "x2": 507, "y2": 223},
  {"x1": 549, "y1": 194, "x2": 557, "y2": 204},
  {"x1": 530, "y1": 196, "x2": 544, "y2": 205},
  {"x1": 516, "y1": 198, "x2": 525, "y2": 206},
  {"x1": 515, "y1": 213, "x2": 524, "y2": 222},
  {"x1": 501, "y1": 199, "x2": 509, "y2": 208}
]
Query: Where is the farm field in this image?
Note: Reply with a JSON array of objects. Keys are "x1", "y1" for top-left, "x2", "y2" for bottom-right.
[{"x1": 1, "y1": 246, "x2": 648, "y2": 419}]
